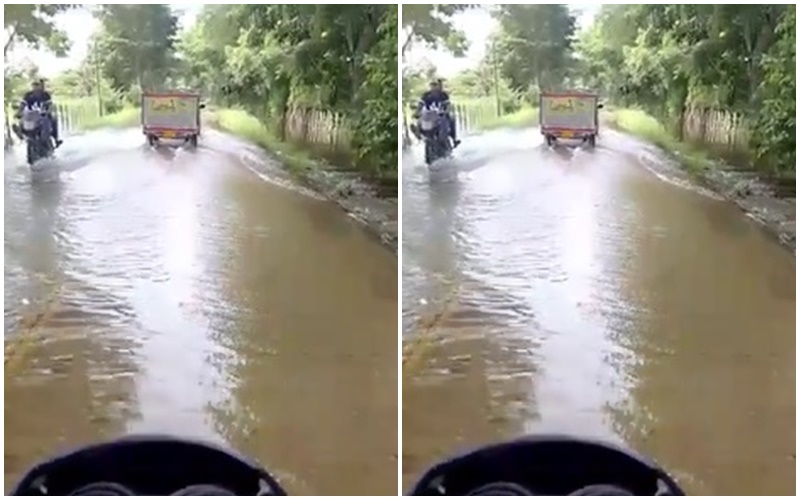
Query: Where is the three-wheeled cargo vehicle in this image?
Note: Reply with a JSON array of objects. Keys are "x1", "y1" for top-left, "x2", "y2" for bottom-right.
[
  {"x1": 141, "y1": 91, "x2": 205, "y2": 147},
  {"x1": 539, "y1": 92, "x2": 602, "y2": 147}
]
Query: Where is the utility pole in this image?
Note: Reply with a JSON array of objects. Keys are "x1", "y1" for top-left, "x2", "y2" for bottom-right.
[
  {"x1": 93, "y1": 39, "x2": 103, "y2": 117},
  {"x1": 491, "y1": 37, "x2": 501, "y2": 117}
]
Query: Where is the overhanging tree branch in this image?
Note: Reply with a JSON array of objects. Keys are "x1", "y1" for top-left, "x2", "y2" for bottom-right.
[{"x1": 4, "y1": 25, "x2": 18, "y2": 57}]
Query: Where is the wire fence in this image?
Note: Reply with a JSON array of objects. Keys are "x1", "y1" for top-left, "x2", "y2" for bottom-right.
[{"x1": 4, "y1": 98, "x2": 106, "y2": 148}]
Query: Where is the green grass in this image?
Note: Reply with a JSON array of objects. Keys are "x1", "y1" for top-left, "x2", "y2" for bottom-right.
[
  {"x1": 453, "y1": 97, "x2": 498, "y2": 108},
  {"x1": 53, "y1": 98, "x2": 139, "y2": 131},
  {"x1": 477, "y1": 106, "x2": 539, "y2": 131},
  {"x1": 446, "y1": 98, "x2": 540, "y2": 134},
  {"x1": 210, "y1": 108, "x2": 316, "y2": 173},
  {"x1": 5, "y1": 101, "x2": 139, "y2": 139},
  {"x1": 604, "y1": 108, "x2": 713, "y2": 174},
  {"x1": 78, "y1": 107, "x2": 140, "y2": 131}
]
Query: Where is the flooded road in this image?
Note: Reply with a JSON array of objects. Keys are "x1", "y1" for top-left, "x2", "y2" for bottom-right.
[
  {"x1": 4, "y1": 129, "x2": 397, "y2": 495},
  {"x1": 402, "y1": 128, "x2": 795, "y2": 495}
]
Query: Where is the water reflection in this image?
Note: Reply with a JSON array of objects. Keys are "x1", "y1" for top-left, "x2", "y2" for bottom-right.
[
  {"x1": 5, "y1": 165, "x2": 141, "y2": 490},
  {"x1": 402, "y1": 129, "x2": 795, "y2": 495},
  {"x1": 5, "y1": 134, "x2": 398, "y2": 495},
  {"x1": 200, "y1": 169, "x2": 398, "y2": 495},
  {"x1": 605, "y1": 165, "x2": 796, "y2": 495}
]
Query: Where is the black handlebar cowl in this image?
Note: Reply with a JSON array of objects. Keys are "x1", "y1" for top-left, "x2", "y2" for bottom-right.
[
  {"x1": 9, "y1": 435, "x2": 287, "y2": 496},
  {"x1": 408, "y1": 435, "x2": 685, "y2": 496}
]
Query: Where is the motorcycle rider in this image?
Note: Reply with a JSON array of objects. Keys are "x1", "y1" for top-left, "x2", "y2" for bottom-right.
[
  {"x1": 13, "y1": 78, "x2": 63, "y2": 148},
  {"x1": 412, "y1": 78, "x2": 460, "y2": 148}
]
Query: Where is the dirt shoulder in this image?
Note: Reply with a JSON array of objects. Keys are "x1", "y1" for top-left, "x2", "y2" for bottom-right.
[
  {"x1": 206, "y1": 112, "x2": 397, "y2": 255},
  {"x1": 292, "y1": 166, "x2": 398, "y2": 254},
  {"x1": 700, "y1": 168, "x2": 795, "y2": 254},
  {"x1": 603, "y1": 115, "x2": 795, "y2": 255}
]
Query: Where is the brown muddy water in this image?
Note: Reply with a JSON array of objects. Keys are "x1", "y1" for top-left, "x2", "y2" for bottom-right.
[
  {"x1": 402, "y1": 129, "x2": 795, "y2": 495},
  {"x1": 4, "y1": 129, "x2": 397, "y2": 495}
]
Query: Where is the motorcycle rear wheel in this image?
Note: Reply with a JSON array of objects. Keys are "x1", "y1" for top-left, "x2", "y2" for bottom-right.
[
  {"x1": 26, "y1": 135, "x2": 53, "y2": 166},
  {"x1": 424, "y1": 140, "x2": 435, "y2": 165}
]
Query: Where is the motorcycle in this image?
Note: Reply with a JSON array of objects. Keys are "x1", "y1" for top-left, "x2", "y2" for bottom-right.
[
  {"x1": 419, "y1": 107, "x2": 453, "y2": 166},
  {"x1": 20, "y1": 104, "x2": 55, "y2": 166},
  {"x1": 9, "y1": 434, "x2": 685, "y2": 496},
  {"x1": 408, "y1": 435, "x2": 686, "y2": 496}
]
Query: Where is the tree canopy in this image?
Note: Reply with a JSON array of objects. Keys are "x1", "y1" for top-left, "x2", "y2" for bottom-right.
[
  {"x1": 440, "y1": 4, "x2": 795, "y2": 173},
  {"x1": 492, "y1": 5, "x2": 577, "y2": 94},
  {"x1": 401, "y1": 5, "x2": 477, "y2": 110},
  {"x1": 92, "y1": 5, "x2": 178, "y2": 93},
  {"x1": 402, "y1": 4, "x2": 472, "y2": 58},
  {"x1": 180, "y1": 4, "x2": 398, "y2": 174},
  {"x1": 430, "y1": 5, "x2": 579, "y2": 106},
  {"x1": 4, "y1": 5, "x2": 398, "y2": 176},
  {"x1": 4, "y1": 4, "x2": 72, "y2": 57},
  {"x1": 575, "y1": 4, "x2": 795, "y2": 173}
]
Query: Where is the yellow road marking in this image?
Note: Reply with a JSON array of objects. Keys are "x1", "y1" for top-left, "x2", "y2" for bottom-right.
[
  {"x1": 402, "y1": 281, "x2": 460, "y2": 377},
  {"x1": 5, "y1": 282, "x2": 61, "y2": 377}
]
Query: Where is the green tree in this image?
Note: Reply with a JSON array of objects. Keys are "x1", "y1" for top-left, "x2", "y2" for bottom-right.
[
  {"x1": 493, "y1": 4, "x2": 577, "y2": 94},
  {"x1": 180, "y1": 4, "x2": 398, "y2": 175},
  {"x1": 4, "y1": 4, "x2": 74, "y2": 145},
  {"x1": 175, "y1": 5, "x2": 239, "y2": 98},
  {"x1": 576, "y1": 4, "x2": 795, "y2": 173},
  {"x1": 401, "y1": 4, "x2": 473, "y2": 58},
  {"x1": 573, "y1": 5, "x2": 636, "y2": 99},
  {"x1": 93, "y1": 4, "x2": 178, "y2": 93},
  {"x1": 402, "y1": 59, "x2": 436, "y2": 108},
  {"x1": 751, "y1": 5, "x2": 795, "y2": 173},
  {"x1": 4, "y1": 4, "x2": 73, "y2": 57},
  {"x1": 352, "y1": 6, "x2": 398, "y2": 176}
]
